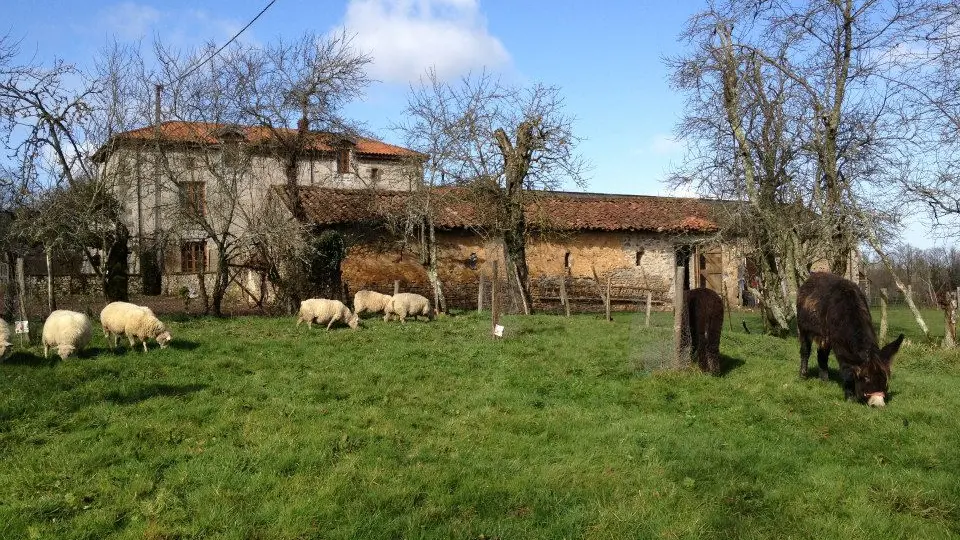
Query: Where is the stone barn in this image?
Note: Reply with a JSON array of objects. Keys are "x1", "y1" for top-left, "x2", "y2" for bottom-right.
[{"x1": 288, "y1": 187, "x2": 747, "y2": 311}]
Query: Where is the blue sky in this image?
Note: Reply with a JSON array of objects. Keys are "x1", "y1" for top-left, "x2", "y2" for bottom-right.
[{"x1": 3, "y1": 0, "x2": 942, "y2": 248}]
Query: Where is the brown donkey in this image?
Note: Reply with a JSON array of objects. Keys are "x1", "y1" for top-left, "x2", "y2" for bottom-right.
[
  {"x1": 797, "y1": 272, "x2": 904, "y2": 407},
  {"x1": 685, "y1": 287, "x2": 724, "y2": 374}
]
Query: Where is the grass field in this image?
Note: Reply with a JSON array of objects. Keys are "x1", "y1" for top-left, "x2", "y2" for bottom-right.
[{"x1": 1, "y1": 307, "x2": 958, "y2": 539}]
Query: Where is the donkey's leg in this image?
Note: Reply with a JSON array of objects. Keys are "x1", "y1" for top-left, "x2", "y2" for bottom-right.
[
  {"x1": 799, "y1": 331, "x2": 812, "y2": 377},
  {"x1": 708, "y1": 319, "x2": 722, "y2": 374},
  {"x1": 839, "y1": 362, "x2": 856, "y2": 401},
  {"x1": 817, "y1": 346, "x2": 831, "y2": 382}
]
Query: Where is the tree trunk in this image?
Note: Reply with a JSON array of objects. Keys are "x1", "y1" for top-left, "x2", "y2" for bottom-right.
[
  {"x1": 211, "y1": 247, "x2": 230, "y2": 317},
  {"x1": 674, "y1": 266, "x2": 691, "y2": 369},
  {"x1": 866, "y1": 235, "x2": 929, "y2": 338},
  {"x1": 503, "y1": 208, "x2": 532, "y2": 315},
  {"x1": 422, "y1": 218, "x2": 446, "y2": 313},
  {"x1": 494, "y1": 123, "x2": 536, "y2": 315},
  {"x1": 196, "y1": 249, "x2": 210, "y2": 316},
  {"x1": 942, "y1": 292, "x2": 956, "y2": 349},
  {"x1": 45, "y1": 246, "x2": 56, "y2": 314},
  {"x1": 879, "y1": 287, "x2": 888, "y2": 343},
  {"x1": 3, "y1": 252, "x2": 15, "y2": 321},
  {"x1": 104, "y1": 223, "x2": 130, "y2": 302}
]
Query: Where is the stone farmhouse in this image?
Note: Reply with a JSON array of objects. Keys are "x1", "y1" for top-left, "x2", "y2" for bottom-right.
[
  {"x1": 92, "y1": 120, "x2": 853, "y2": 310},
  {"x1": 92, "y1": 121, "x2": 423, "y2": 295}
]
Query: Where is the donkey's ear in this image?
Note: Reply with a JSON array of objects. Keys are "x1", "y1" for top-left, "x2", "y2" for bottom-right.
[{"x1": 880, "y1": 333, "x2": 905, "y2": 363}]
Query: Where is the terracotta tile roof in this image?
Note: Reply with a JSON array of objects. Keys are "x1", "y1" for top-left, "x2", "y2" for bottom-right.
[
  {"x1": 99, "y1": 121, "x2": 424, "y2": 159},
  {"x1": 287, "y1": 186, "x2": 729, "y2": 234}
]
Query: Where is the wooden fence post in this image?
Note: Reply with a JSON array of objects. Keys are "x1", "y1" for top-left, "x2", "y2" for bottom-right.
[
  {"x1": 673, "y1": 266, "x2": 691, "y2": 369},
  {"x1": 477, "y1": 274, "x2": 485, "y2": 312},
  {"x1": 393, "y1": 280, "x2": 400, "y2": 296},
  {"x1": 491, "y1": 261, "x2": 500, "y2": 336},
  {"x1": 15, "y1": 256, "x2": 27, "y2": 346},
  {"x1": 879, "y1": 287, "x2": 888, "y2": 343},
  {"x1": 605, "y1": 275, "x2": 612, "y2": 322},
  {"x1": 559, "y1": 275, "x2": 570, "y2": 317},
  {"x1": 645, "y1": 291, "x2": 652, "y2": 328}
]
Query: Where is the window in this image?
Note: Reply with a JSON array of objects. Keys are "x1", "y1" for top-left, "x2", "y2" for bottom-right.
[
  {"x1": 222, "y1": 147, "x2": 240, "y2": 169},
  {"x1": 180, "y1": 241, "x2": 207, "y2": 273},
  {"x1": 370, "y1": 167, "x2": 381, "y2": 183},
  {"x1": 635, "y1": 248, "x2": 644, "y2": 266},
  {"x1": 179, "y1": 181, "x2": 206, "y2": 216},
  {"x1": 337, "y1": 147, "x2": 350, "y2": 174},
  {"x1": 564, "y1": 251, "x2": 572, "y2": 273},
  {"x1": 182, "y1": 155, "x2": 197, "y2": 170}
]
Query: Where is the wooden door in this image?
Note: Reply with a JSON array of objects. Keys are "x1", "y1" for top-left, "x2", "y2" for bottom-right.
[{"x1": 697, "y1": 247, "x2": 723, "y2": 293}]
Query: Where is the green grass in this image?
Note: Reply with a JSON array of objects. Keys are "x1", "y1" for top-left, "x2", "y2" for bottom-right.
[{"x1": 1, "y1": 308, "x2": 958, "y2": 539}]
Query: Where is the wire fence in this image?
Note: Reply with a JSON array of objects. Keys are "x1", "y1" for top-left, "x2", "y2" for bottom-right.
[{"x1": 349, "y1": 275, "x2": 673, "y2": 316}]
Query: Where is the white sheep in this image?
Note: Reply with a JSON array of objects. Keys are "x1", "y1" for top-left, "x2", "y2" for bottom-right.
[
  {"x1": 100, "y1": 301, "x2": 173, "y2": 352},
  {"x1": 385, "y1": 293, "x2": 435, "y2": 323},
  {"x1": 42, "y1": 310, "x2": 92, "y2": 360},
  {"x1": 296, "y1": 298, "x2": 359, "y2": 330},
  {"x1": 353, "y1": 290, "x2": 392, "y2": 318},
  {"x1": 0, "y1": 317, "x2": 11, "y2": 358}
]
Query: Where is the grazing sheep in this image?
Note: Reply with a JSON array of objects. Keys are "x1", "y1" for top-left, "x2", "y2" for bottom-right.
[
  {"x1": 100, "y1": 301, "x2": 173, "y2": 352},
  {"x1": 42, "y1": 310, "x2": 92, "y2": 360},
  {"x1": 0, "y1": 317, "x2": 11, "y2": 359},
  {"x1": 385, "y1": 293, "x2": 434, "y2": 323},
  {"x1": 297, "y1": 298, "x2": 359, "y2": 330},
  {"x1": 353, "y1": 290, "x2": 392, "y2": 318}
]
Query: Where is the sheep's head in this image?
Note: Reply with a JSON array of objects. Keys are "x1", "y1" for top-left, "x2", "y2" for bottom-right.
[
  {"x1": 156, "y1": 331, "x2": 172, "y2": 349},
  {"x1": 347, "y1": 313, "x2": 360, "y2": 330},
  {"x1": 56, "y1": 345, "x2": 75, "y2": 360},
  {"x1": 0, "y1": 341, "x2": 11, "y2": 358}
]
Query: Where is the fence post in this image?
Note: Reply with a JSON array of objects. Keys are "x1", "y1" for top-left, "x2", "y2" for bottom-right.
[
  {"x1": 673, "y1": 266, "x2": 691, "y2": 369},
  {"x1": 15, "y1": 256, "x2": 27, "y2": 346},
  {"x1": 879, "y1": 287, "x2": 888, "y2": 343},
  {"x1": 393, "y1": 280, "x2": 400, "y2": 296},
  {"x1": 559, "y1": 275, "x2": 570, "y2": 317},
  {"x1": 491, "y1": 261, "x2": 500, "y2": 336},
  {"x1": 605, "y1": 275, "x2": 612, "y2": 322},
  {"x1": 645, "y1": 291, "x2": 652, "y2": 328},
  {"x1": 477, "y1": 274, "x2": 485, "y2": 312}
]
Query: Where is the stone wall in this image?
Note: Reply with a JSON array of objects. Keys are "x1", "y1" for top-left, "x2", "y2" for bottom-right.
[{"x1": 337, "y1": 227, "x2": 745, "y2": 309}]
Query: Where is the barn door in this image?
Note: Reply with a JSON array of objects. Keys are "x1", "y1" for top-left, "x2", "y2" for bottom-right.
[{"x1": 697, "y1": 246, "x2": 723, "y2": 293}]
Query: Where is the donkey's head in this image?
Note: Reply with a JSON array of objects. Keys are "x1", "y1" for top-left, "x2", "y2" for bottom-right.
[{"x1": 854, "y1": 333, "x2": 904, "y2": 407}]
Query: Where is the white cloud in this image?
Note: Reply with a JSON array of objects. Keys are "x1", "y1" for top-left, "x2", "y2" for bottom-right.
[
  {"x1": 659, "y1": 184, "x2": 700, "y2": 198},
  {"x1": 100, "y1": 2, "x2": 162, "y2": 41},
  {"x1": 648, "y1": 134, "x2": 682, "y2": 156},
  {"x1": 95, "y1": 3, "x2": 242, "y2": 47},
  {"x1": 342, "y1": 0, "x2": 510, "y2": 83}
]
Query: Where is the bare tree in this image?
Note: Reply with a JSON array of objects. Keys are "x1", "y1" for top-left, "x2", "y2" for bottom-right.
[
  {"x1": 0, "y1": 35, "x2": 134, "y2": 304},
  {"x1": 396, "y1": 70, "x2": 587, "y2": 314},
  {"x1": 219, "y1": 31, "x2": 372, "y2": 309},
  {"x1": 668, "y1": 0, "x2": 938, "y2": 331},
  {"x1": 896, "y1": 3, "x2": 960, "y2": 239}
]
